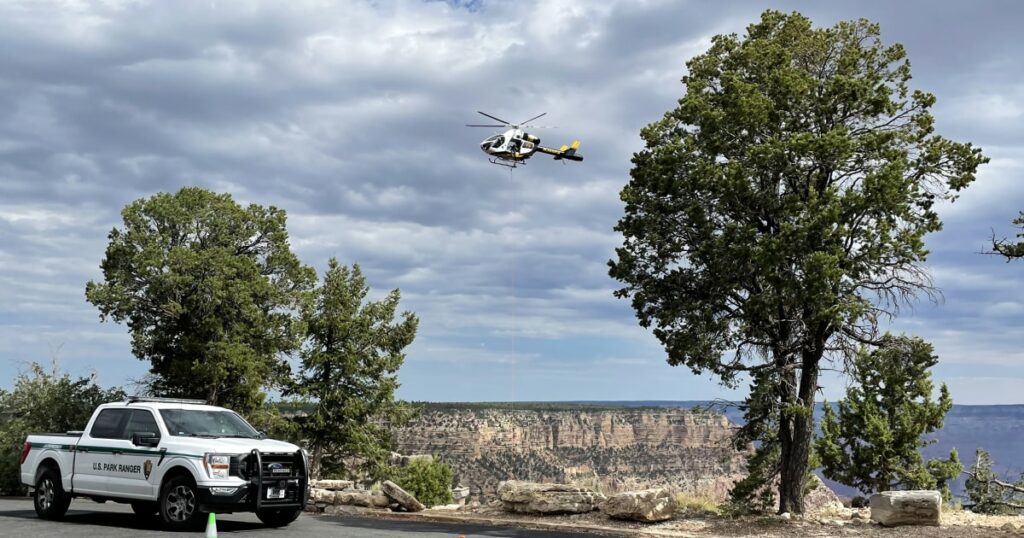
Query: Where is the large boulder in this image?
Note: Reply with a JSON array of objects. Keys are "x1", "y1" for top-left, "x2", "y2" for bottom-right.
[
  {"x1": 335, "y1": 490, "x2": 390, "y2": 509},
  {"x1": 310, "y1": 488, "x2": 335, "y2": 504},
  {"x1": 452, "y1": 485, "x2": 471, "y2": 506},
  {"x1": 382, "y1": 480, "x2": 426, "y2": 512},
  {"x1": 869, "y1": 490, "x2": 941, "y2": 527},
  {"x1": 804, "y1": 475, "x2": 844, "y2": 514},
  {"x1": 498, "y1": 480, "x2": 605, "y2": 515},
  {"x1": 311, "y1": 479, "x2": 354, "y2": 491},
  {"x1": 600, "y1": 488, "x2": 676, "y2": 522}
]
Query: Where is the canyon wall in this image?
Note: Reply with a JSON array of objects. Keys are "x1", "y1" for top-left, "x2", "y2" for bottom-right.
[{"x1": 393, "y1": 407, "x2": 747, "y2": 502}]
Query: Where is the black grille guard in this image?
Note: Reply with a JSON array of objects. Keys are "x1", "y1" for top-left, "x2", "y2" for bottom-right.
[{"x1": 250, "y1": 448, "x2": 309, "y2": 511}]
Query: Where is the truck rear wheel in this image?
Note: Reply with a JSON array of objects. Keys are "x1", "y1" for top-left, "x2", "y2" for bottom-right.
[
  {"x1": 159, "y1": 475, "x2": 203, "y2": 530},
  {"x1": 256, "y1": 508, "x2": 302, "y2": 527},
  {"x1": 34, "y1": 468, "x2": 71, "y2": 520}
]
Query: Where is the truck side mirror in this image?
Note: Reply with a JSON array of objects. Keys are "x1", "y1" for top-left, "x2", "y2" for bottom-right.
[{"x1": 131, "y1": 432, "x2": 160, "y2": 447}]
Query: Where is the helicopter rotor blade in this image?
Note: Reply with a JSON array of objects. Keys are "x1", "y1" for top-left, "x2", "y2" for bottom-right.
[
  {"x1": 476, "y1": 111, "x2": 511, "y2": 125},
  {"x1": 518, "y1": 112, "x2": 547, "y2": 125},
  {"x1": 466, "y1": 124, "x2": 507, "y2": 127}
]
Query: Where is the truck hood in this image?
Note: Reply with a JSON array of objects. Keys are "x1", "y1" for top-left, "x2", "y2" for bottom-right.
[{"x1": 171, "y1": 437, "x2": 301, "y2": 455}]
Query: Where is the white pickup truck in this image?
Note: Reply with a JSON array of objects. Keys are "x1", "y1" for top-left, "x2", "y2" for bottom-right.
[{"x1": 20, "y1": 397, "x2": 309, "y2": 530}]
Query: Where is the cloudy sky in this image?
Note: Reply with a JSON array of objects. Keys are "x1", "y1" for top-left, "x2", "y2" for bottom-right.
[{"x1": 1, "y1": 0, "x2": 1022, "y2": 404}]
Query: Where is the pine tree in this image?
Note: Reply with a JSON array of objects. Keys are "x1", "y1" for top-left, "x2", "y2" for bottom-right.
[
  {"x1": 815, "y1": 335, "x2": 961, "y2": 497},
  {"x1": 291, "y1": 258, "x2": 418, "y2": 479},
  {"x1": 965, "y1": 449, "x2": 1024, "y2": 513},
  {"x1": 993, "y1": 213, "x2": 1024, "y2": 260}
]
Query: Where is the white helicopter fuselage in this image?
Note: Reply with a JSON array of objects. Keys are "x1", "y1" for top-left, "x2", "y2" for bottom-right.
[{"x1": 479, "y1": 128, "x2": 539, "y2": 162}]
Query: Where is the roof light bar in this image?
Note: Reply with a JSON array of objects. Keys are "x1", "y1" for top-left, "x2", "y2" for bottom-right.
[{"x1": 126, "y1": 396, "x2": 208, "y2": 405}]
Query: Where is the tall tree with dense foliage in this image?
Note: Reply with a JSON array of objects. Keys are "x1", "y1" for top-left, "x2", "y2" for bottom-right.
[
  {"x1": 291, "y1": 258, "x2": 418, "y2": 479},
  {"x1": 815, "y1": 335, "x2": 960, "y2": 497},
  {"x1": 85, "y1": 187, "x2": 315, "y2": 413},
  {"x1": 608, "y1": 11, "x2": 986, "y2": 513},
  {"x1": 0, "y1": 362, "x2": 125, "y2": 494}
]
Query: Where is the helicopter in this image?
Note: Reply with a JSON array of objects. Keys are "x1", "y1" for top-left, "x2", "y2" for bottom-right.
[{"x1": 466, "y1": 111, "x2": 583, "y2": 168}]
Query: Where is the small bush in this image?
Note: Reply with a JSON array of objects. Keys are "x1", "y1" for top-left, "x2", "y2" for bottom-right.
[
  {"x1": 383, "y1": 459, "x2": 453, "y2": 507},
  {"x1": 675, "y1": 493, "x2": 720, "y2": 515},
  {"x1": 0, "y1": 363, "x2": 125, "y2": 495}
]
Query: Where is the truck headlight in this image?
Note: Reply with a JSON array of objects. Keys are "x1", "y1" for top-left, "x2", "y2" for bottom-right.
[{"x1": 204, "y1": 454, "x2": 232, "y2": 480}]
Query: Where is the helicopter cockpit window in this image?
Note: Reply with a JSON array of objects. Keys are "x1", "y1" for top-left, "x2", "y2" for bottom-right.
[{"x1": 491, "y1": 136, "x2": 505, "y2": 149}]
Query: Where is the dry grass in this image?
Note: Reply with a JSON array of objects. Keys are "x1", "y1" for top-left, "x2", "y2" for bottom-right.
[{"x1": 675, "y1": 492, "x2": 721, "y2": 515}]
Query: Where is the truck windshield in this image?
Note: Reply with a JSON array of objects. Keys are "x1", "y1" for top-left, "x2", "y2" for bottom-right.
[{"x1": 159, "y1": 409, "x2": 261, "y2": 439}]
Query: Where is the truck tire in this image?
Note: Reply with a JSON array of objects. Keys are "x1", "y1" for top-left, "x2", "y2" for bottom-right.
[
  {"x1": 34, "y1": 467, "x2": 71, "y2": 520},
  {"x1": 158, "y1": 474, "x2": 203, "y2": 531},
  {"x1": 131, "y1": 501, "x2": 158, "y2": 517},
  {"x1": 256, "y1": 508, "x2": 302, "y2": 527}
]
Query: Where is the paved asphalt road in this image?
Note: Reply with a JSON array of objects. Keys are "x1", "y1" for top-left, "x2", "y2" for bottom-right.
[{"x1": 0, "y1": 498, "x2": 598, "y2": 537}]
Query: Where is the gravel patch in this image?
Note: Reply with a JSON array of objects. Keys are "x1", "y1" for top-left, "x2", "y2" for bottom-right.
[{"x1": 417, "y1": 505, "x2": 1024, "y2": 537}]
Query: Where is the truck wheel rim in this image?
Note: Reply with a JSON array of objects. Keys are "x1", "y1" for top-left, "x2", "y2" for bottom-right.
[
  {"x1": 166, "y1": 485, "x2": 196, "y2": 521},
  {"x1": 38, "y1": 478, "x2": 54, "y2": 510}
]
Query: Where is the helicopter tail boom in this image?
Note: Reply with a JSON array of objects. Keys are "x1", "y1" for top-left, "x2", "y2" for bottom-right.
[{"x1": 537, "y1": 140, "x2": 583, "y2": 162}]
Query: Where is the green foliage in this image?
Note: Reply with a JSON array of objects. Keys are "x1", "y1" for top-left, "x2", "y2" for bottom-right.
[
  {"x1": 993, "y1": 212, "x2": 1024, "y2": 260},
  {"x1": 608, "y1": 10, "x2": 985, "y2": 512},
  {"x1": 728, "y1": 370, "x2": 780, "y2": 513},
  {"x1": 290, "y1": 258, "x2": 418, "y2": 479},
  {"x1": 383, "y1": 459, "x2": 454, "y2": 507},
  {"x1": 244, "y1": 400, "x2": 301, "y2": 443},
  {"x1": 965, "y1": 449, "x2": 1024, "y2": 513},
  {"x1": 815, "y1": 335, "x2": 961, "y2": 497},
  {"x1": 85, "y1": 187, "x2": 315, "y2": 414},
  {"x1": 0, "y1": 363, "x2": 125, "y2": 495}
]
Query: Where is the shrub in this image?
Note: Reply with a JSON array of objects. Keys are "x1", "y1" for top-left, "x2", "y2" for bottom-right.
[
  {"x1": 0, "y1": 362, "x2": 125, "y2": 495},
  {"x1": 383, "y1": 459, "x2": 454, "y2": 507}
]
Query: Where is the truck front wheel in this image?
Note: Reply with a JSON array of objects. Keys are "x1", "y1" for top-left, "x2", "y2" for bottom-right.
[
  {"x1": 159, "y1": 475, "x2": 203, "y2": 530},
  {"x1": 34, "y1": 468, "x2": 71, "y2": 520},
  {"x1": 256, "y1": 508, "x2": 302, "y2": 527}
]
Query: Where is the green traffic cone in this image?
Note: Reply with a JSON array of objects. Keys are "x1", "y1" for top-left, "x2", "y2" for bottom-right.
[{"x1": 205, "y1": 512, "x2": 217, "y2": 538}]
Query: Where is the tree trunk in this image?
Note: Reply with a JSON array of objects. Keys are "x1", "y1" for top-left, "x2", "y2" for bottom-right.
[
  {"x1": 777, "y1": 366, "x2": 797, "y2": 514},
  {"x1": 777, "y1": 352, "x2": 820, "y2": 514},
  {"x1": 311, "y1": 445, "x2": 324, "y2": 480}
]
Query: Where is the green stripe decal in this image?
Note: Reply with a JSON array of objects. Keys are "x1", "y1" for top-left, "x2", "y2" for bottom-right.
[{"x1": 29, "y1": 443, "x2": 201, "y2": 459}]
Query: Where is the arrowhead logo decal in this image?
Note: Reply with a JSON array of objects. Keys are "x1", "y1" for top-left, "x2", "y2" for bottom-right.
[{"x1": 143, "y1": 459, "x2": 153, "y2": 480}]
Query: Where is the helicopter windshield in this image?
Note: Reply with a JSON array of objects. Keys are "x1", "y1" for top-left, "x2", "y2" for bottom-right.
[{"x1": 490, "y1": 136, "x2": 504, "y2": 148}]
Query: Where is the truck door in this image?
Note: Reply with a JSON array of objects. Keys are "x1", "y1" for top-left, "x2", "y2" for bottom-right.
[
  {"x1": 74, "y1": 408, "x2": 130, "y2": 495},
  {"x1": 106, "y1": 409, "x2": 163, "y2": 499}
]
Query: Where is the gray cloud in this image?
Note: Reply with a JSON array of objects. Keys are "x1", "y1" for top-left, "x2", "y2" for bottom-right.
[{"x1": 1, "y1": 0, "x2": 1022, "y2": 403}]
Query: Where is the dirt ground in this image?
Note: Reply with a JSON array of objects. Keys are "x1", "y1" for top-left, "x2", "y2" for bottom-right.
[{"x1": 423, "y1": 505, "x2": 1024, "y2": 537}]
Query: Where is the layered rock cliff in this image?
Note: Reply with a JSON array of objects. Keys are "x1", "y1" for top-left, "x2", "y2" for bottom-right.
[{"x1": 393, "y1": 407, "x2": 747, "y2": 502}]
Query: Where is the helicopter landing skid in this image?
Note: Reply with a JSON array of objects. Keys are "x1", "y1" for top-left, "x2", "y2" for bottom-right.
[{"x1": 489, "y1": 157, "x2": 521, "y2": 169}]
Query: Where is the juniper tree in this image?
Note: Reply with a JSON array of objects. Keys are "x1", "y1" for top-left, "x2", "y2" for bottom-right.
[
  {"x1": 609, "y1": 11, "x2": 986, "y2": 513},
  {"x1": 815, "y1": 335, "x2": 960, "y2": 498},
  {"x1": 85, "y1": 187, "x2": 315, "y2": 413}
]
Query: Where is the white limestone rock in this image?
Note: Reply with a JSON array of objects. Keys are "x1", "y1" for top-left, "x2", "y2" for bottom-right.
[
  {"x1": 498, "y1": 480, "x2": 605, "y2": 515},
  {"x1": 382, "y1": 480, "x2": 426, "y2": 512},
  {"x1": 600, "y1": 488, "x2": 676, "y2": 522},
  {"x1": 869, "y1": 490, "x2": 941, "y2": 527},
  {"x1": 311, "y1": 479, "x2": 355, "y2": 491}
]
